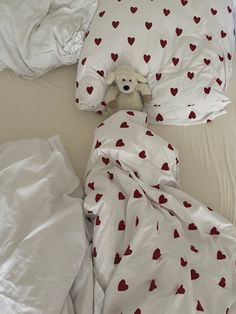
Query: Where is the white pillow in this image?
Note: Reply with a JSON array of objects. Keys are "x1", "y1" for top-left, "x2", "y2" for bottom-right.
[{"x1": 75, "y1": 0, "x2": 235, "y2": 125}]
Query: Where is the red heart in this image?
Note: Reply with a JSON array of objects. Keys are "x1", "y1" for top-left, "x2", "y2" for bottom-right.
[
  {"x1": 88, "y1": 182, "x2": 95, "y2": 190},
  {"x1": 159, "y1": 194, "x2": 168, "y2": 204},
  {"x1": 139, "y1": 150, "x2": 146, "y2": 159},
  {"x1": 87, "y1": 86, "x2": 93, "y2": 95},
  {"x1": 134, "y1": 189, "x2": 142, "y2": 198},
  {"x1": 219, "y1": 277, "x2": 226, "y2": 288},
  {"x1": 206, "y1": 35, "x2": 212, "y2": 41},
  {"x1": 118, "y1": 220, "x2": 125, "y2": 231},
  {"x1": 95, "y1": 140, "x2": 101, "y2": 149},
  {"x1": 92, "y1": 247, "x2": 97, "y2": 257},
  {"x1": 187, "y1": 72, "x2": 194, "y2": 80},
  {"x1": 95, "y1": 216, "x2": 101, "y2": 225},
  {"x1": 191, "y1": 245, "x2": 199, "y2": 253},
  {"x1": 149, "y1": 279, "x2": 157, "y2": 291},
  {"x1": 94, "y1": 38, "x2": 102, "y2": 46},
  {"x1": 95, "y1": 193, "x2": 103, "y2": 202},
  {"x1": 97, "y1": 70, "x2": 104, "y2": 77},
  {"x1": 196, "y1": 300, "x2": 204, "y2": 312},
  {"x1": 170, "y1": 88, "x2": 178, "y2": 96},
  {"x1": 111, "y1": 53, "x2": 118, "y2": 62},
  {"x1": 210, "y1": 227, "x2": 220, "y2": 235},
  {"x1": 130, "y1": 6, "x2": 138, "y2": 13},
  {"x1": 102, "y1": 157, "x2": 110, "y2": 165},
  {"x1": 191, "y1": 269, "x2": 200, "y2": 280},
  {"x1": 156, "y1": 73, "x2": 162, "y2": 80},
  {"x1": 163, "y1": 8, "x2": 170, "y2": 16},
  {"x1": 194, "y1": 16, "x2": 201, "y2": 24},
  {"x1": 120, "y1": 122, "x2": 129, "y2": 128},
  {"x1": 145, "y1": 22, "x2": 152, "y2": 30},
  {"x1": 134, "y1": 309, "x2": 141, "y2": 314},
  {"x1": 124, "y1": 245, "x2": 132, "y2": 256},
  {"x1": 183, "y1": 201, "x2": 192, "y2": 208},
  {"x1": 211, "y1": 8, "x2": 217, "y2": 15},
  {"x1": 156, "y1": 114, "x2": 163, "y2": 121},
  {"x1": 228, "y1": 6, "x2": 232, "y2": 13},
  {"x1": 217, "y1": 250, "x2": 226, "y2": 260},
  {"x1": 161, "y1": 162, "x2": 169, "y2": 171},
  {"x1": 81, "y1": 58, "x2": 87, "y2": 65},
  {"x1": 116, "y1": 139, "x2": 125, "y2": 147},
  {"x1": 221, "y1": 30, "x2": 227, "y2": 38},
  {"x1": 107, "y1": 171, "x2": 114, "y2": 180},
  {"x1": 128, "y1": 37, "x2": 135, "y2": 45},
  {"x1": 118, "y1": 192, "x2": 125, "y2": 200},
  {"x1": 143, "y1": 54, "x2": 151, "y2": 63},
  {"x1": 153, "y1": 184, "x2": 160, "y2": 189},
  {"x1": 219, "y1": 55, "x2": 224, "y2": 62},
  {"x1": 99, "y1": 10, "x2": 105, "y2": 17},
  {"x1": 175, "y1": 285, "x2": 185, "y2": 294},
  {"x1": 174, "y1": 229, "x2": 180, "y2": 238},
  {"x1": 188, "y1": 223, "x2": 197, "y2": 230},
  {"x1": 112, "y1": 21, "x2": 119, "y2": 28},
  {"x1": 172, "y1": 57, "x2": 179, "y2": 66},
  {"x1": 127, "y1": 111, "x2": 135, "y2": 116},
  {"x1": 118, "y1": 279, "x2": 128, "y2": 291},
  {"x1": 114, "y1": 253, "x2": 121, "y2": 264},
  {"x1": 152, "y1": 248, "x2": 161, "y2": 260},
  {"x1": 135, "y1": 216, "x2": 139, "y2": 226},
  {"x1": 176, "y1": 28, "x2": 183, "y2": 36},
  {"x1": 227, "y1": 53, "x2": 232, "y2": 60},
  {"x1": 190, "y1": 43, "x2": 197, "y2": 51},
  {"x1": 168, "y1": 144, "x2": 174, "y2": 151},
  {"x1": 204, "y1": 87, "x2": 211, "y2": 94},
  {"x1": 160, "y1": 39, "x2": 167, "y2": 48},
  {"x1": 180, "y1": 257, "x2": 187, "y2": 267},
  {"x1": 189, "y1": 111, "x2": 196, "y2": 119},
  {"x1": 181, "y1": 0, "x2": 188, "y2": 6},
  {"x1": 204, "y1": 58, "x2": 211, "y2": 65},
  {"x1": 146, "y1": 130, "x2": 154, "y2": 136}
]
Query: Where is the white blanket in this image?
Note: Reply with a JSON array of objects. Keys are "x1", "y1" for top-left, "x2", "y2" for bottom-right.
[
  {"x1": 0, "y1": 0, "x2": 97, "y2": 78},
  {"x1": 0, "y1": 137, "x2": 93, "y2": 314},
  {"x1": 84, "y1": 111, "x2": 236, "y2": 313}
]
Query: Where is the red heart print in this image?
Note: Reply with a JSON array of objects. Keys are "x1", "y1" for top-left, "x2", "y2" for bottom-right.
[
  {"x1": 134, "y1": 171, "x2": 139, "y2": 178},
  {"x1": 206, "y1": 35, "x2": 212, "y2": 41},
  {"x1": 163, "y1": 8, "x2": 170, "y2": 16},
  {"x1": 191, "y1": 245, "x2": 199, "y2": 253},
  {"x1": 204, "y1": 87, "x2": 211, "y2": 94},
  {"x1": 156, "y1": 114, "x2": 163, "y2": 121},
  {"x1": 208, "y1": 206, "x2": 213, "y2": 211},
  {"x1": 219, "y1": 277, "x2": 226, "y2": 288},
  {"x1": 94, "y1": 38, "x2": 102, "y2": 46},
  {"x1": 221, "y1": 30, "x2": 227, "y2": 38},
  {"x1": 88, "y1": 182, "x2": 95, "y2": 190},
  {"x1": 95, "y1": 216, "x2": 101, "y2": 225},
  {"x1": 87, "y1": 86, "x2": 93, "y2": 95},
  {"x1": 124, "y1": 245, "x2": 132, "y2": 256},
  {"x1": 188, "y1": 223, "x2": 197, "y2": 230},
  {"x1": 190, "y1": 44, "x2": 197, "y2": 51},
  {"x1": 95, "y1": 140, "x2": 101, "y2": 149},
  {"x1": 134, "y1": 309, "x2": 141, "y2": 314},
  {"x1": 228, "y1": 6, "x2": 232, "y2": 13},
  {"x1": 128, "y1": 37, "x2": 135, "y2": 45},
  {"x1": 107, "y1": 171, "x2": 114, "y2": 180},
  {"x1": 161, "y1": 163, "x2": 169, "y2": 171},
  {"x1": 153, "y1": 184, "x2": 160, "y2": 189},
  {"x1": 175, "y1": 285, "x2": 185, "y2": 295},
  {"x1": 187, "y1": 72, "x2": 194, "y2": 80},
  {"x1": 102, "y1": 157, "x2": 110, "y2": 165},
  {"x1": 196, "y1": 300, "x2": 204, "y2": 312},
  {"x1": 95, "y1": 193, "x2": 103, "y2": 202},
  {"x1": 81, "y1": 58, "x2": 87, "y2": 65},
  {"x1": 134, "y1": 189, "x2": 142, "y2": 198},
  {"x1": 160, "y1": 39, "x2": 167, "y2": 48},
  {"x1": 118, "y1": 279, "x2": 128, "y2": 291},
  {"x1": 130, "y1": 6, "x2": 138, "y2": 14},
  {"x1": 156, "y1": 73, "x2": 162, "y2": 80},
  {"x1": 191, "y1": 269, "x2": 200, "y2": 280},
  {"x1": 168, "y1": 144, "x2": 174, "y2": 150},
  {"x1": 211, "y1": 8, "x2": 217, "y2": 15},
  {"x1": 159, "y1": 194, "x2": 168, "y2": 204},
  {"x1": 118, "y1": 192, "x2": 125, "y2": 200},
  {"x1": 99, "y1": 10, "x2": 105, "y2": 17},
  {"x1": 135, "y1": 216, "x2": 139, "y2": 226},
  {"x1": 174, "y1": 229, "x2": 180, "y2": 238},
  {"x1": 181, "y1": 0, "x2": 188, "y2": 6},
  {"x1": 189, "y1": 111, "x2": 196, "y2": 119},
  {"x1": 217, "y1": 250, "x2": 226, "y2": 260},
  {"x1": 111, "y1": 53, "x2": 118, "y2": 62},
  {"x1": 170, "y1": 88, "x2": 178, "y2": 96},
  {"x1": 118, "y1": 220, "x2": 126, "y2": 230},
  {"x1": 92, "y1": 247, "x2": 97, "y2": 257},
  {"x1": 127, "y1": 111, "x2": 135, "y2": 116},
  {"x1": 97, "y1": 70, "x2": 104, "y2": 77},
  {"x1": 204, "y1": 58, "x2": 211, "y2": 65},
  {"x1": 228, "y1": 53, "x2": 232, "y2": 60},
  {"x1": 180, "y1": 257, "x2": 187, "y2": 267},
  {"x1": 210, "y1": 227, "x2": 220, "y2": 235},
  {"x1": 114, "y1": 253, "x2": 121, "y2": 264},
  {"x1": 116, "y1": 139, "x2": 125, "y2": 147},
  {"x1": 146, "y1": 130, "x2": 154, "y2": 136},
  {"x1": 183, "y1": 201, "x2": 192, "y2": 208},
  {"x1": 120, "y1": 122, "x2": 129, "y2": 128},
  {"x1": 149, "y1": 279, "x2": 157, "y2": 291},
  {"x1": 194, "y1": 16, "x2": 201, "y2": 24},
  {"x1": 139, "y1": 150, "x2": 146, "y2": 159},
  {"x1": 219, "y1": 55, "x2": 224, "y2": 62},
  {"x1": 145, "y1": 22, "x2": 152, "y2": 30},
  {"x1": 172, "y1": 57, "x2": 179, "y2": 66},
  {"x1": 176, "y1": 28, "x2": 183, "y2": 36},
  {"x1": 143, "y1": 54, "x2": 151, "y2": 63},
  {"x1": 112, "y1": 21, "x2": 119, "y2": 28},
  {"x1": 152, "y1": 248, "x2": 161, "y2": 260}
]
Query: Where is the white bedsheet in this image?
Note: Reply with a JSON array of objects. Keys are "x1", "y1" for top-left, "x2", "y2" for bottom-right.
[
  {"x1": 0, "y1": 136, "x2": 93, "y2": 314},
  {"x1": 0, "y1": 0, "x2": 98, "y2": 78}
]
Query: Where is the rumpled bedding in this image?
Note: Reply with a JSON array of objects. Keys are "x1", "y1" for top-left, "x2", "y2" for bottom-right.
[
  {"x1": 84, "y1": 111, "x2": 236, "y2": 313},
  {"x1": 0, "y1": 0, "x2": 98, "y2": 78},
  {"x1": 0, "y1": 136, "x2": 93, "y2": 314}
]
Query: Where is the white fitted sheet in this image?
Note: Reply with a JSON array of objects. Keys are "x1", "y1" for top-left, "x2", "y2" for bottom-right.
[{"x1": 0, "y1": 59, "x2": 235, "y2": 224}]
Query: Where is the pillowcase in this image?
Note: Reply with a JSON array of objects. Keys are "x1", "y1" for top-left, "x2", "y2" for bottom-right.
[{"x1": 75, "y1": 0, "x2": 235, "y2": 125}]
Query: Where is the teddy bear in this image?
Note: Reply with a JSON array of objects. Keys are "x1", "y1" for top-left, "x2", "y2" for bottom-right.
[{"x1": 104, "y1": 65, "x2": 152, "y2": 116}]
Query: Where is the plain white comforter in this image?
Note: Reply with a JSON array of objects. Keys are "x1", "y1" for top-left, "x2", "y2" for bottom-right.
[
  {"x1": 0, "y1": 137, "x2": 93, "y2": 314},
  {"x1": 0, "y1": 0, "x2": 97, "y2": 78}
]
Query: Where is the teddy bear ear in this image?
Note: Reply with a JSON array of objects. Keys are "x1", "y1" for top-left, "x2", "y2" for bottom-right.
[
  {"x1": 135, "y1": 72, "x2": 148, "y2": 83},
  {"x1": 105, "y1": 72, "x2": 116, "y2": 85}
]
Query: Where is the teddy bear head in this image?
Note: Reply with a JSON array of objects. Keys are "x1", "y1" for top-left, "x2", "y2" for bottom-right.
[{"x1": 105, "y1": 65, "x2": 148, "y2": 94}]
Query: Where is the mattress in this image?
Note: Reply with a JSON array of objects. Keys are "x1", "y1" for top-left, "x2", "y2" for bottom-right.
[{"x1": 0, "y1": 58, "x2": 235, "y2": 224}]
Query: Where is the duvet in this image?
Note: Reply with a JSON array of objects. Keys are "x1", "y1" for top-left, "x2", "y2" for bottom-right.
[{"x1": 84, "y1": 111, "x2": 236, "y2": 313}]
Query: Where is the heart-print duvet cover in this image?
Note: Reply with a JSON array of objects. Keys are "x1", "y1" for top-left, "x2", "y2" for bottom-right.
[
  {"x1": 76, "y1": 0, "x2": 235, "y2": 125},
  {"x1": 84, "y1": 110, "x2": 236, "y2": 313}
]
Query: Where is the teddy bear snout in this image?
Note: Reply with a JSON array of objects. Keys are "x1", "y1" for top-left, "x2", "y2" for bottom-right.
[{"x1": 123, "y1": 85, "x2": 130, "y2": 91}]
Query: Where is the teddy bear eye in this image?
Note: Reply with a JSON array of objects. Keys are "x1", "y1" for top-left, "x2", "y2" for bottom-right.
[
  {"x1": 122, "y1": 79, "x2": 125, "y2": 82},
  {"x1": 129, "y1": 79, "x2": 132, "y2": 82}
]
